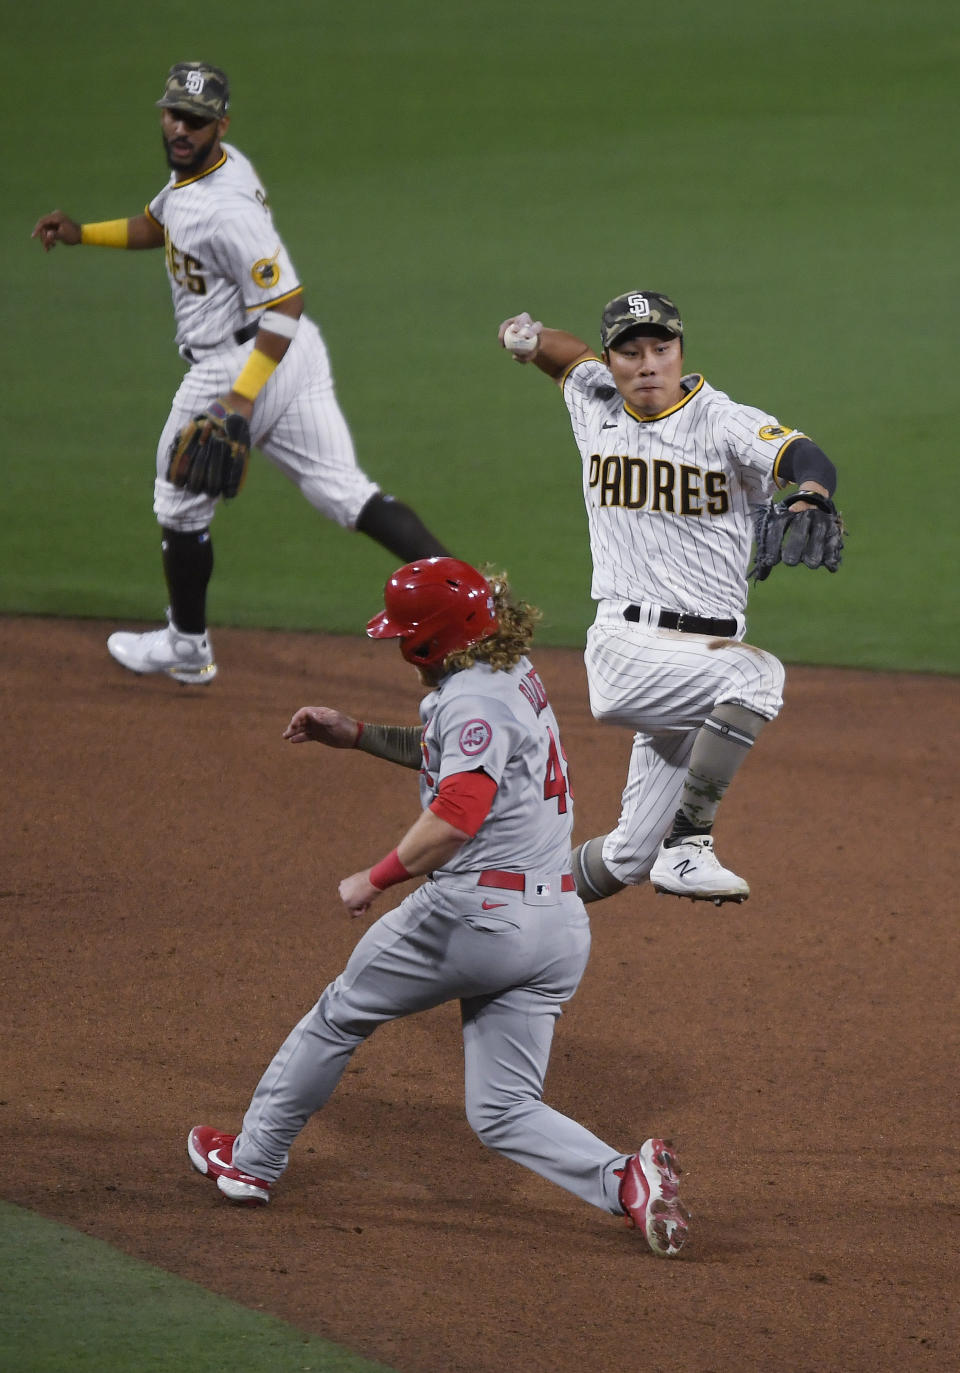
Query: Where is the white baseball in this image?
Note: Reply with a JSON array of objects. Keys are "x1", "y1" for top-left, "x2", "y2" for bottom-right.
[{"x1": 503, "y1": 321, "x2": 540, "y2": 355}]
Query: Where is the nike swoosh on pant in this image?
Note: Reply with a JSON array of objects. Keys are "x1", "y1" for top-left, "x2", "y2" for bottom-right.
[{"x1": 481, "y1": 899, "x2": 508, "y2": 910}]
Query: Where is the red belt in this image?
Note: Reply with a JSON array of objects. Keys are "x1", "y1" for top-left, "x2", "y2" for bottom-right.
[{"x1": 478, "y1": 869, "x2": 575, "y2": 892}]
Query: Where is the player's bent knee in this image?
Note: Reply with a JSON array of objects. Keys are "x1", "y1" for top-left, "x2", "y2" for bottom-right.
[
  {"x1": 297, "y1": 476, "x2": 378, "y2": 528},
  {"x1": 586, "y1": 696, "x2": 637, "y2": 727},
  {"x1": 153, "y1": 480, "x2": 218, "y2": 532},
  {"x1": 716, "y1": 643, "x2": 785, "y2": 720},
  {"x1": 465, "y1": 1096, "x2": 525, "y2": 1148}
]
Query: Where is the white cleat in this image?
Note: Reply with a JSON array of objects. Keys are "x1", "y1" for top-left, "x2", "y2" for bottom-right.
[
  {"x1": 650, "y1": 835, "x2": 749, "y2": 905},
  {"x1": 107, "y1": 623, "x2": 217, "y2": 685}
]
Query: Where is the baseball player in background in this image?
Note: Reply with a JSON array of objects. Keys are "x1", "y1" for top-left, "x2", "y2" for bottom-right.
[
  {"x1": 32, "y1": 61, "x2": 448, "y2": 685},
  {"x1": 498, "y1": 293, "x2": 841, "y2": 905},
  {"x1": 187, "y1": 557, "x2": 689, "y2": 1258}
]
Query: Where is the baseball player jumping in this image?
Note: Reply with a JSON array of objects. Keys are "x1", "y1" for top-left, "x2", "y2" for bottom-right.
[
  {"x1": 498, "y1": 293, "x2": 843, "y2": 905},
  {"x1": 187, "y1": 558, "x2": 690, "y2": 1258},
  {"x1": 32, "y1": 61, "x2": 448, "y2": 685}
]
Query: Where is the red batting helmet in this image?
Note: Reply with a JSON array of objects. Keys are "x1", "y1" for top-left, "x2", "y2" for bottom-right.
[{"x1": 367, "y1": 558, "x2": 499, "y2": 667}]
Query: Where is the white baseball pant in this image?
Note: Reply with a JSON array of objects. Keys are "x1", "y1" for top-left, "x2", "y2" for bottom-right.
[
  {"x1": 153, "y1": 317, "x2": 378, "y2": 532},
  {"x1": 585, "y1": 602, "x2": 785, "y2": 884}
]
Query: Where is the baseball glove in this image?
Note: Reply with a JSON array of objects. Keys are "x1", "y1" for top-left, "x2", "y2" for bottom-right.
[
  {"x1": 748, "y1": 490, "x2": 845, "y2": 583},
  {"x1": 166, "y1": 401, "x2": 251, "y2": 499}
]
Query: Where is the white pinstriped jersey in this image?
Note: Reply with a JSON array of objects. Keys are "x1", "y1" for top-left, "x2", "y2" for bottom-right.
[
  {"x1": 417, "y1": 658, "x2": 574, "y2": 876},
  {"x1": 147, "y1": 143, "x2": 300, "y2": 350},
  {"x1": 562, "y1": 359, "x2": 805, "y2": 618}
]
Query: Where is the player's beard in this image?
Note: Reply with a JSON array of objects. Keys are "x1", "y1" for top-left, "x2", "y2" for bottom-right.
[
  {"x1": 416, "y1": 665, "x2": 445, "y2": 689},
  {"x1": 163, "y1": 126, "x2": 220, "y2": 176}
]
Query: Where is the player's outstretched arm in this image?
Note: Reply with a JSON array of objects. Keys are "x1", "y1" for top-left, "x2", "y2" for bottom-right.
[
  {"x1": 31, "y1": 210, "x2": 164, "y2": 251},
  {"x1": 284, "y1": 708, "x2": 423, "y2": 766},
  {"x1": 775, "y1": 435, "x2": 837, "y2": 511},
  {"x1": 126, "y1": 214, "x2": 166, "y2": 249},
  {"x1": 284, "y1": 706, "x2": 361, "y2": 747},
  {"x1": 498, "y1": 312, "x2": 595, "y2": 383}
]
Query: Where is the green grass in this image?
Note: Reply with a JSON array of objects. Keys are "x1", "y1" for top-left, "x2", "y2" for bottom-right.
[
  {"x1": 5, "y1": 0, "x2": 956, "y2": 670},
  {"x1": 0, "y1": 1202, "x2": 396, "y2": 1373}
]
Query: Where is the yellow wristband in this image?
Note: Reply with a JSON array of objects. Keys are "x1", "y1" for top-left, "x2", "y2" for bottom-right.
[
  {"x1": 232, "y1": 348, "x2": 279, "y2": 402},
  {"x1": 80, "y1": 219, "x2": 129, "y2": 248}
]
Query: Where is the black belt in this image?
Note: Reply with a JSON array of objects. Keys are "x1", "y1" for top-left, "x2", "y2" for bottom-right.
[
  {"x1": 624, "y1": 605, "x2": 737, "y2": 636},
  {"x1": 182, "y1": 320, "x2": 259, "y2": 364}
]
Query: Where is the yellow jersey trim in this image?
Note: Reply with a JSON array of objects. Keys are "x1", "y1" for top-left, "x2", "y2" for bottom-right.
[
  {"x1": 624, "y1": 374, "x2": 705, "y2": 422},
  {"x1": 172, "y1": 152, "x2": 227, "y2": 189},
  {"x1": 245, "y1": 285, "x2": 304, "y2": 312},
  {"x1": 559, "y1": 353, "x2": 600, "y2": 393},
  {"x1": 772, "y1": 432, "x2": 808, "y2": 488},
  {"x1": 144, "y1": 204, "x2": 163, "y2": 229}
]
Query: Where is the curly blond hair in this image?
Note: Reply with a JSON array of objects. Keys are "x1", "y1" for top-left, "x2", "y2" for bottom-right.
[{"x1": 443, "y1": 567, "x2": 541, "y2": 673}]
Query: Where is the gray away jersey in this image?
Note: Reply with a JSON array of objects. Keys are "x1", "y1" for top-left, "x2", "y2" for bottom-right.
[
  {"x1": 418, "y1": 658, "x2": 574, "y2": 876},
  {"x1": 562, "y1": 359, "x2": 805, "y2": 617},
  {"x1": 147, "y1": 143, "x2": 301, "y2": 350}
]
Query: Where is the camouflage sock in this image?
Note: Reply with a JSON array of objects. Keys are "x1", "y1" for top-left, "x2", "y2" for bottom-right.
[{"x1": 670, "y1": 703, "x2": 767, "y2": 838}]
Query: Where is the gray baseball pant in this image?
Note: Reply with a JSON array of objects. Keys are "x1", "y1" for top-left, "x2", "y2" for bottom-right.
[{"x1": 232, "y1": 875, "x2": 627, "y2": 1213}]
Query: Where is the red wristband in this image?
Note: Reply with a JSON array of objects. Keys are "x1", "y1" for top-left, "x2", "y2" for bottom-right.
[{"x1": 368, "y1": 847, "x2": 412, "y2": 891}]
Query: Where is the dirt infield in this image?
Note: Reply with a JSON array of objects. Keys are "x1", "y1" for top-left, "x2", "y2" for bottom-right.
[{"x1": 2, "y1": 615, "x2": 958, "y2": 1372}]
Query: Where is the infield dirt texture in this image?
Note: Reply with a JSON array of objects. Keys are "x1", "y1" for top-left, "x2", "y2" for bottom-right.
[
  {"x1": 4, "y1": 0, "x2": 958, "y2": 1370},
  {"x1": 2, "y1": 618, "x2": 958, "y2": 1371}
]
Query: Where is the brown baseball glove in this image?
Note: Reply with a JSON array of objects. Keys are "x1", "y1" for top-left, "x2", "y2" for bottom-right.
[{"x1": 166, "y1": 401, "x2": 251, "y2": 499}]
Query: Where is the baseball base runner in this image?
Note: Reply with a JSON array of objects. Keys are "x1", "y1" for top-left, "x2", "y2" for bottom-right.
[{"x1": 187, "y1": 558, "x2": 689, "y2": 1257}]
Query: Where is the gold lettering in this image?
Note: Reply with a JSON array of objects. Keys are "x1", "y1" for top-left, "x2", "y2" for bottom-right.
[
  {"x1": 678, "y1": 464, "x2": 702, "y2": 515},
  {"x1": 183, "y1": 254, "x2": 206, "y2": 295},
  {"x1": 600, "y1": 456, "x2": 621, "y2": 507},
  {"x1": 650, "y1": 459, "x2": 676, "y2": 512},
  {"x1": 623, "y1": 458, "x2": 648, "y2": 508},
  {"x1": 704, "y1": 472, "x2": 730, "y2": 514},
  {"x1": 164, "y1": 229, "x2": 206, "y2": 295},
  {"x1": 588, "y1": 455, "x2": 727, "y2": 516}
]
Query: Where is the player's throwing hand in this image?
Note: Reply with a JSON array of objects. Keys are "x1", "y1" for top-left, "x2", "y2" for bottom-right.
[{"x1": 498, "y1": 311, "x2": 543, "y2": 362}]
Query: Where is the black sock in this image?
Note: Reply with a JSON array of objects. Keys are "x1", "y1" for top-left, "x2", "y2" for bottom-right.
[
  {"x1": 355, "y1": 493, "x2": 449, "y2": 561},
  {"x1": 161, "y1": 527, "x2": 213, "y2": 634},
  {"x1": 664, "y1": 808, "x2": 711, "y2": 847}
]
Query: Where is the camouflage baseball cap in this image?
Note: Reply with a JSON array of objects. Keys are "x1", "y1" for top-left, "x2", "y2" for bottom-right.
[
  {"x1": 601, "y1": 291, "x2": 683, "y2": 349},
  {"x1": 156, "y1": 62, "x2": 230, "y2": 120}
]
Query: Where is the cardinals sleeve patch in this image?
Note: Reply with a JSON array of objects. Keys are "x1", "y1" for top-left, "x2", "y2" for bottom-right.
[{"x1": 458, "y1": 720, "x2": 493, "y2": 757}]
